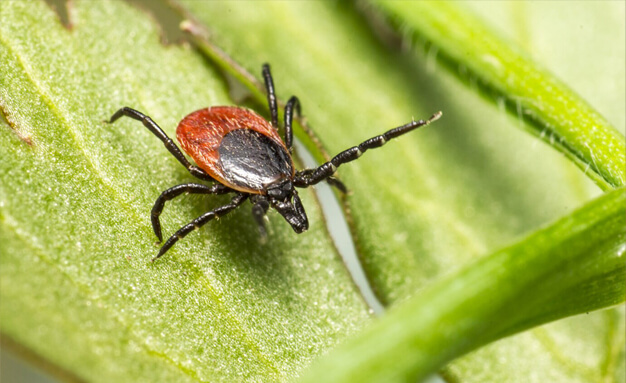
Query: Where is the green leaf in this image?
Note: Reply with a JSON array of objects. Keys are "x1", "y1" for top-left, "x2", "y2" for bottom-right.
[
  {"x1": 299, "y1": 187, "x2": 626, "y2": 383},
  {"x1": 443, "y1": 309, "x2": 626, "y2": 383},
  {"x1": 2, "y1": 1, "x2": 624, "y2": 382},
  {"x1": 0, "y1": 2, "x2": 369, "y2": 381},
  {"x1": 177, "y1": 1, "x2": 624, "y2": 382},
  {"x1": 370, "y1": 0, "x2": 625, "y2": 191},
  {"x1": 358, "y1": 2, "x2": 626, "y2": 381}
]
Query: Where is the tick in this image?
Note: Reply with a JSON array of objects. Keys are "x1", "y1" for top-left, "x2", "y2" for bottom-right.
[{"x1": 108, "y1": 64, "x2": 441, "y2": 261}]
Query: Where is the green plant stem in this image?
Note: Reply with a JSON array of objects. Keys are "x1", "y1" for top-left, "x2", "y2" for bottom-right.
[
  {"x1": 299, "y1": 186, "x2": 626, "y2": 383},
  {"x1": 370, "y1": 0, "x2": 625, "y2": 190}
]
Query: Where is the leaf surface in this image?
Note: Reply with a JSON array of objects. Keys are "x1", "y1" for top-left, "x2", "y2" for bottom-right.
[
  {"x1": 177, "y1": 1, "x2": 625, "y2": 382},
  {"x1": 363, "y1": 2, "x2": 626, "y2": 381},
  {"x1": 299, "y1": 187, "x2": 626, "y2": 383},
  {"x1": 0, "y1": 2, "x2": 369, "y2": 381},
  {"x1": 371, "y1": 1, "x2": 625, "y2": 190}
]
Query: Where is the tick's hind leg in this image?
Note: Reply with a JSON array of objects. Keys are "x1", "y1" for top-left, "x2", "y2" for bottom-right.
[
  {"x1": 151, "y1": 183, "x2": 233, "y2": 242},
  {"x1": 108, "y1": 107, "x2": 214, "y2": 182},
  {"x1": 153, "y1": 193, "x2": 248, "y2": 261}
]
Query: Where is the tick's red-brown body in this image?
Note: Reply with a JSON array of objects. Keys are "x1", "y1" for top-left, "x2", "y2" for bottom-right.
[
  {"x1": 108, "y1": 63, "x2": 441, "y2": 260},
  {"x1": 177, "y1": 106, "x2": 294, "y2": 194}
]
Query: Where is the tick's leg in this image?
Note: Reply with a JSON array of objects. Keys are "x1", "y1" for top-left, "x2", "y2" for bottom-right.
[
  {"x1": 108, "y1": 107, "x2": 214, "y2": 182},
  {"x1": 153, "y1": 193, "x2": 248, "y2": 261},
  {"x1": 262, "y1": 64, "x2": 279, "y2": 128},
  {"x1": 326, "y1": 176, "x2": 348, "y2": 193},
  {"x1": 294, "y1": 111, "x2": 442, "y2": 187},
  {"x1": 250, "y1": 197, "x2": 270, "y2": 241},
  {"x1": 283, "y1": 96, "x2": 300, "y2": 152},
  {"x1": 151, "y1": 183, "x2": 234, "y2": 242},
  {"x1": 295, "y1": 169, "x2": 347, "y2": 193}
]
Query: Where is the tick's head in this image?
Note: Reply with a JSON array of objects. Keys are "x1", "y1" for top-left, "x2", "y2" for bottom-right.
[
  {"x1": 266, "y1": 178, "x2": 294, "y2": 202},
  {"x1": 269, "y1": 184, "x2": 308, "y2": 234}
]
